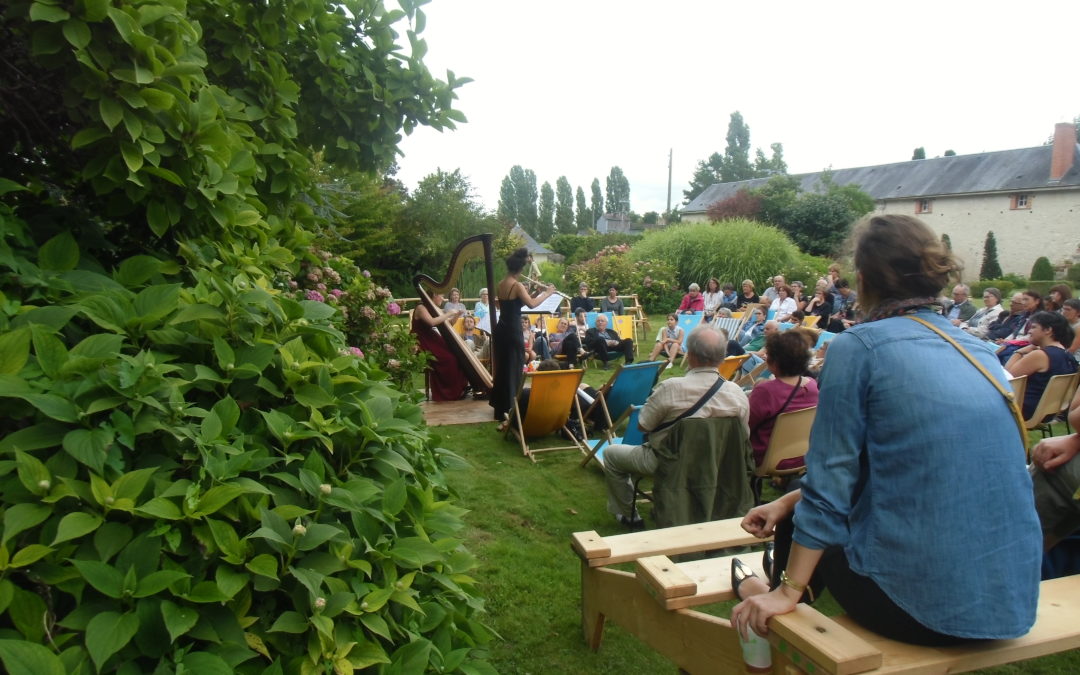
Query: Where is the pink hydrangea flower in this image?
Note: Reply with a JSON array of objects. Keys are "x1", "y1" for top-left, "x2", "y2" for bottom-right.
[
  {"x1": 387, "y1": 359, "x2": 401, "y2": 369},
  {"x1": 362, "y1": 270, "x2": 371, "y2": 278},
  {"x1": 349, "y1": 347, "x2": 364, "y2": 358},
  {"x1": 288, "y1": 280, "x2": 298, "y2": 289},
  {"x1": 386, "y1": 301, "x2": 401, "y2": 315},
  {"x1": 306, "y1": 290, "x2": 325, "y2": 302},
  {"x1": 316, "y1": 283, "x2": 327, "y2": 291},
  {"x1": 330, "y1": 288, "x2": 344, "y2": 298}
]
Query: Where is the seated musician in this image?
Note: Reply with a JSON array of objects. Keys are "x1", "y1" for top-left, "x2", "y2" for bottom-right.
[
  {"x1": 730, "y1": 214, "x2": 1039, "y2": 647},
  {"x1": 584, "y1": 313, "x2": 634, "y2": 369},
  {"x1": 461, "y1": 314, "x2": 488, "y2": 360},
  {"x1": 411, "y1": 292, "x2": 468, "y2": 401},
  {"x1": 548, "y1": 317, "x2": 584, "y2": 368}
]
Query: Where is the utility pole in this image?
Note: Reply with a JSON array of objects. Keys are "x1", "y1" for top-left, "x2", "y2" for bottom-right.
[{"x1": 666, "y1": 148, "x2": 672, "y2": 217}]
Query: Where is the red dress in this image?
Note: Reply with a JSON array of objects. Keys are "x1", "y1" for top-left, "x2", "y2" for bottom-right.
[{"x1": 412, "y1": 314, "x2": 468, "y2": 401}]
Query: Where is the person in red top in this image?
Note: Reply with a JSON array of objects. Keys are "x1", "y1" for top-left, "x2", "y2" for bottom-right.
[
  {"x1": 677, "y1": 282, "x2": 705, "y2": 314},
  {"x1": 747, "y1": 330, "x2": 819, "y2": 470}
]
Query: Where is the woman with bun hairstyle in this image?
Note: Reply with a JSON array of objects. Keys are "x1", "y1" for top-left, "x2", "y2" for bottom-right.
[{"x1": 490, "y1": 248, "x2": 556, "y2": 430}]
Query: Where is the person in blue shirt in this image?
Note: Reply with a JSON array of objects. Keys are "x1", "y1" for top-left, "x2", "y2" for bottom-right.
[{"x1": 731, "y1": 214, "x2": 1040, "y2": 646}]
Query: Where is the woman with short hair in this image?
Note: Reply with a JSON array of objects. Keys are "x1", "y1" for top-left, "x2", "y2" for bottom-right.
[
  {"x1": 442, "y1": 287, "x2": 466, "y2": 313},
  {"x1": 738, "y1": 279, "x2": 759, "y2": 309},
  {"x1": 748, "y1": 331, "x2": 819, "y2": 469},
  {"x1": 1006, "y1": 310, "x2": 1078, "y2": 419}
]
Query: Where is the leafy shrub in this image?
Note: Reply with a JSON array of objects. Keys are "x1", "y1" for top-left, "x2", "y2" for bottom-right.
[
  {"x1": 970, "y1": 279, "x2": 1016, "y2": 299},
  {"x1": 0, "y1": 215, "x2": 492, "y2": 673},
  {"x1": 547, "y1": 232, "x2": 641, "y2": 265},
  {"x1": 629, "y1": 220, "x2": 800, "y2": 291},
  {"x1": 779, "y1": 253, "x2": 833, "y2": 288},
  {"x1": 1068, "y1": 265, "x2": 1080, "y2": 284},
  {"x1": 1031, "y1": 256, "x2": 1055, "y2": 281},
  {"x1": 563, "y1": 246, "x2": 680, "y2": 313},
  {"x1": 1027, "y1": 281, "x2": 1063, "y2": 298}
]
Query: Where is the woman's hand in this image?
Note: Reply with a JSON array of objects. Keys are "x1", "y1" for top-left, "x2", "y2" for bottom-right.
[
  {"x1": 741, "y1": 494, "x2": 798, "y2": 538},
  {"x1": 1032, "y1": 434, "x2": 1080, "y2": 471},
  {"x1": 731, "y1": 588, "x2": 799, "y2": 640}
]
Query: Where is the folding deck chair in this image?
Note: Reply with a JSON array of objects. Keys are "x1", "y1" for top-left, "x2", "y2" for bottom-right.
[
  {"x1": 752, "y1": 405, "x2": 816, "y2": 502},
  {"x1": 580, "y1": 361, "x2": 665, "y2": 466},
  {"x1": 582, "y1": 405, "x2": 644, "y2": 467},
  {"x1": 717, "y1": 354, "x2": 750, "y2": 380},
  {"x1": 675, "y1": 312, "x2": 704, "y2": 367},
  {"x1": 505, "y1": 368, "x2": 589, "y2": 462},
  {"x1": 1025, "y1": 372, "x2": 1079, "y2": 439}
]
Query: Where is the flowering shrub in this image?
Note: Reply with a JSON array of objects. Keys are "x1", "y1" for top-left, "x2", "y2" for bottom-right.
[
  {"x1": 277, "y1": 249, "x2": 428, "y2": 392},
  {"x1": 565, "y1": 246, "x2": 681, "y2": 312}
]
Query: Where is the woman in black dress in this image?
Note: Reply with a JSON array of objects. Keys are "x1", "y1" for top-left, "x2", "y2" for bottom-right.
[{"x1": 490, "y1": 248, "x2": 556, "y2": 429}]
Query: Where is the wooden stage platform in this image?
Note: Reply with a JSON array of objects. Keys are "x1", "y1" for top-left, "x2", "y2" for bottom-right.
[{"x1": 420, "y1": 398, "x2": 493, "y2": 427}]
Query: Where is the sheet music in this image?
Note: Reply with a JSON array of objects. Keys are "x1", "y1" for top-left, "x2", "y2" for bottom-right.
[{"x1": 523, "y1": 293, "x2": 564, "y2": 315}]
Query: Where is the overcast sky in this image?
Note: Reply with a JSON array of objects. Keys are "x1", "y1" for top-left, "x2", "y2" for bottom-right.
[{"x1": 394, "y1": 0, "x2": 1079, "y2": 216}]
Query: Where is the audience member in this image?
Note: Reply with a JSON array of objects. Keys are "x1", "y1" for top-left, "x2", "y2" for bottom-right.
[
  {"x1": 790, "y1": 281, "x2": 808, "y2": 311},
  {"x1": 769, "y1": 284, "x2": 797, "y2": 322},
  {"x1": 943, "y1": 284, "x2": 976, "y2": 325},
  {"x1": 442, "y1": 287, "x2": 467, "y2": 313},
  {"x1": 827, "y1": 278, "x2": 857, "y2": 332},
  {"x1": 649, "y1": 313, "x2": 685, "y2": 370},
  {"x1": 762, "y1": 275, "x2": 785, "y2": 304},
  {"x1": 548, "y1": 317, "x2": 584, "y2": 368},
  {"x1": 570, "y1": 282, "x2": 594, "y2": 314},
  {"x1": 825, "y1": 263, "x2": 842, "y2": 293},
  {"x1": 738, "y1": 307, "x2": 767, "y2": 347},
  {"x1": 986, "y1": 293, "x2": 1029, "y2": 341},
  {"x1": 584, "y1": 314, "x2": 634, "y2": 369},
  {"x1": 748, "y1": 331, "x2": 819, "y2": 470},
  {"x1": 677, "y1": 283, "x2": 705, "y2": 314},
  {"x1": 803, "y1": 284, "x2": 834, "y2": 322},
  {"x1": 473, "y1": 288, "x2": 490, "y2": 320},
  {"x1": 730, "y1": 213, "x2": 1039, "y2": 648},
  {"x1": 959, "y1": 287, "x2": 1003, "y2": 338},
  {"x1": 600, "y1": 285, "x2": 625, "y2": 314},
  {"x1": 1046, "y1": 284, "x2": 1073, "y2": 313},
  {"x1": 739, "y1": 279, "x2": 760, "y2": 308},
  {"x1": 461, "y1": 315, "x2": 489, "y2": 359},
  {"x1": 702, "y1": 278, "x2": 724, "y2": 315},
  {"x1": 602, "y1": 327, "x2": 748, "y2": 527},
  {"x1": 721, "y1": 283, "x2": 739, "y2": 310},
  {"x1": 521, "y1": 316, "x2": 539, "y2": 362},
  {"x1": 1005, "y1": 311, "x2": 1078, "y2": 419},
  {"x1": 1063, "y1": 299, "x2": 1080, "y2": 356}
]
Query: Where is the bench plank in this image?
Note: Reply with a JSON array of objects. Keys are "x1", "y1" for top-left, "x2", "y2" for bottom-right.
[
  {"x1": 637, "y1": 553, "x2": 767, "y2": 610},
  {"x1": 572, "y1": 519, "x2": 764, "y2": 567}
]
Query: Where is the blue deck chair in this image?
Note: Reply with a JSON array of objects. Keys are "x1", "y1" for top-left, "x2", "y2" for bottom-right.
[
  {"x1": 814, "y1": 331, "x2": 838, "y2": 350},
  {"x1": 766, "y1": 308, "x2": 777, "y2": 321},
  {"x1": 580, "y1": 361, "x2": 665, "y2": 466},
  {"x1": 677, "y1": 312, "x2": 704, "y2": 352},
  {"x1": 778, "y1": 322, "x2": 795, "y2": 331},
  {"x1": 581, "y1": 405, "x2": 645, "y2": 467},
  {"x1": 710, "y1": 317, "x2": 742, "y2": 340}
]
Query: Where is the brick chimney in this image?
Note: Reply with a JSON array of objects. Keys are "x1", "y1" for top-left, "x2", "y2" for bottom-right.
[{"x1": 1050, "y1": 122, "x2": 1078, "y2": 183}]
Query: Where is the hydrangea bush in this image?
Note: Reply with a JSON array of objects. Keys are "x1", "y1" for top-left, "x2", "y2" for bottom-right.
[{"x1": 564, "y1": 246, "x2": 681, "y2": 312}]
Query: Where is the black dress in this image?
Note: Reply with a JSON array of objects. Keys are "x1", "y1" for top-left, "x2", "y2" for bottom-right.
[{"x1": 490, "y1": 296, "x2": 525, "y2": 421}]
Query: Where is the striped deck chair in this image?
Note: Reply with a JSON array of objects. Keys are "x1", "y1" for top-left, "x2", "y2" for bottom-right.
[{"x1": 506, "y1": 369, "x2": 589, "y2": 462}]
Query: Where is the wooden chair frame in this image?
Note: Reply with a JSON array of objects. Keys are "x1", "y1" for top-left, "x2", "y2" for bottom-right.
[{"x1": 505, "y1": 369, "x2": 589, "y2": 462}]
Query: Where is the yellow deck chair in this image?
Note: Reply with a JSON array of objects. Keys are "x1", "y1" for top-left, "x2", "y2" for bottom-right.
[
  {"x1": 801, "y1": 315, "x2": 820, "y2": 328},
  {"x1": 1025, "y1": 372, "x2": 1079, "y2": 439},
  {"x1": 506, "y1": 369, "x2": 589, "y2": 461},
  {"x1": 753, "y1": 406, "x2": 816, "y2": 501},
  {"x1": 612, "y1": 314, "x2": 634, "y2": 341},
  {"x1": 717, "y1": 354, "x2": 750, "y2": 380}
]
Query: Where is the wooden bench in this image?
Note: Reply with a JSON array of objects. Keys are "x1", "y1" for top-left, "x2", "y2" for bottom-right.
[{"x1": 573, "y1": 518, "x2": 1080, "y2": 674}]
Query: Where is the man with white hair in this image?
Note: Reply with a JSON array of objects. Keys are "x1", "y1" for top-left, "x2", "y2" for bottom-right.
[
  {"x1": 602, "y1": 327, "x2": 749, "y2": 527},
  {"x1": 943, "y1": 284, "x2": 976, "y2": 325},
  {"x1": 762, "y1": 275, "x2": 785, "y2": 304},
  {"x1": 584, "y1": 313, "x2": 634, "y2": 369}
]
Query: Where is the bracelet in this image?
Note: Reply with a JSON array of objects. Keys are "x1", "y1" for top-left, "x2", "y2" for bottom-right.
[{"x1": 780, "y1": 570, "x2": 807, "y2": 594}]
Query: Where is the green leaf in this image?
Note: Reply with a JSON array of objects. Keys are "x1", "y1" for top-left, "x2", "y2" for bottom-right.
[
  {"x1": 140, "y1": 88, "x2": 175, "y2": 111},
  {"x1": 206, "y1": 518, "x2": 243, "y2": 560},
  {"x1": 132, "y1": 283, "x2": 180, "y2": 321},
  {"x1": 382, "y1": 478, "x2": 407, "y2": 516},
  {"x1": 296, "y1": 523, "x2": 345, "y2": 552},
  {"x1": 120, "y1": 142, "x2": 144, "y2": 173},
  {"x1": 160, "y1": 600, "x2": 198, "y2": 640},
  {"x1": 294, "y1": 383, "x2": 334, "y2": 409},
  {"x1": 20, "y1": 393, "x2": 78, "y2": 422},
  {"x1": 62, "y1": 18, "x2": 91, "y2": 48},
  {"x1": 38, "y1": 232, "x2": 80, "y2": 271},
  {"x1": 52, "y1": 512, "x2": 103, "y2": 545},
  {"x1": 2, "y1": 503, "x2": 51, "y2": 545},
  {"x1": 181, "y1": 652, "x2": 233, "y2": 675},
  {"x1": 169, "y1": 303, "x2": 224, "y2": 324},
  {"x1": 389, "y1": 537, "x2": 444, "y2": 569},
  {"x1": 98, "y1": 97, "x2": 123, "y2": 131},
  {"x1": 10, "y1": 544, "x2": 53, "y2": 568},
  {"x1": 0, "y1": 640, "x2": 65, "y2": 675},
  {"x1": 0, "y1": 326, "x2": 31, "y2": 375},
  {"x1": 135, "y1": 497, "x2": 181, "y2": 520},
  {"x1": 190, "y1": 484, "x2": 247, "y2": 517},
  {"x1": 30, "y1": 2, "x2": 70, "y2": 22},
  {"x1": 114, "y1": 255, "x2": 165, "y2": 286},
  {"x1": 70, "y1": 559, "x2": 124, "y2": 598},
  {"x1": 387, "y1": 639, "x2": 433, "y2": 675},
  {"x1": 300, "y1": 299, "x2": 337, "y2": 320},
  {"x1": 62, "y1": 429, "x2": 112, "y2": 473},
  {"x1": 213, "y1": 337, "x2": 235, "y2": 371},
  {"x1": 245, "y1": 553, "x2": 278, "y2": 580},
  {"x1": 214, "y1": 565, "x2": 248, "y2": 599},
  {"x1": 106, "y1": 7, "x2": 139, "y2": 45},
  {"x1": 268, "y1": 611, "x2": 307, "y2": 633},
  {"x1": 85, "y1": 611, "x2": 138, "y2": 670},
  {"x1": 69, "y1": 333, "x2": 124, "y2": 359},
  {"x1": 134, "y1": 569, "x2": 189, "y2": 598},
  {"x1": 15, "y1": 449, "x2": 51, "y2": 495},
  {"x1": 111, "y1": 467, "x2": 157, "y2": 502},
  {"x1": 31, "y1": 326, "x2": 68, "y2": 378},
  {"x1": 71, "y1": 127, "x2": 110, "y2": 149},
  {"x1": 348, "y1": 639, "x2": 391, "y2": 669}
]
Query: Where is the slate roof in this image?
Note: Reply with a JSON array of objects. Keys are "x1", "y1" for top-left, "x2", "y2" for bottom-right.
[
  {"x1": 510, "y1": 225, "x2": 553, "y2": 255},
  {"x1": 683, "y1": 143, "x2": 1080, "y2": 214}
]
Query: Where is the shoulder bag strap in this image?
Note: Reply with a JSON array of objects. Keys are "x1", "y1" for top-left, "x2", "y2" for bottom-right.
[
  {"x1": 647, "y1": 375, "x2": 726, "y2": 436},
  {"x1": 904, "y1": 315, "x2": 1028, "y2": 455},
  {"x1": 750, "y1": 376, "x2": 803, "y2": 434}
]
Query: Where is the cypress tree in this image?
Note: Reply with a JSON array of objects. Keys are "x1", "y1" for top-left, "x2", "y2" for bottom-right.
[
  {"x1": 1031, "y1": 256, "x2": 1055, "y2": 281},
  {"x1": 980, "y1": 231, "x2": 1002, "y2": 280}
]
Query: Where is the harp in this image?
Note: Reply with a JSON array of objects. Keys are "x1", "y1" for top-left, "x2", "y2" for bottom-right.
[{"x1": 413, "y1": 234, "x2": 497, "y2": 394}]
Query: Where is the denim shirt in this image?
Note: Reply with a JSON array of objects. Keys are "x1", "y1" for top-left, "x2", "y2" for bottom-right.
[{"x1": 793, "y1": 309, "x2": 1040, "y2": 639}]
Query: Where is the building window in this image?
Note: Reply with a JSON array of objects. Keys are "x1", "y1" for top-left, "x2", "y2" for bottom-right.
[
  {"x1": 1011, "y1": 194, "x2": 1031, "y2": 210},
  {"x1": 915, "y1": 198, "x2": 932, "y2": 214}
]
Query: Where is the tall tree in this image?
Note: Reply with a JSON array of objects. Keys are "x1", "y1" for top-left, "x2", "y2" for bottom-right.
[
  {"x1": 684, "y1": 152, "x2": 724, "y2": 202},
  {"x1": 575, "y1": 186, "x2": 590, "y2": 231},
  {"x1": 605, "y1": 166, "x2": 630, "y2": 214},
  {"x1": 537, "y1": 181, "x2": 555, "y2": 242},
  {"x1": 1031, "y1": 256, "x2": 1055, "y2": 281},
  {"x1": 912, "y1": 147, "x2": 926, "y2": 160},
  {"x1": 754, "y1": 142, "x2": 787, "y2": 176},
  {"x1": 555, "y1": 176, "x2": 575, "y2": 235},
  {"x1": 941, "y1": 233, "x2": 952, "y2": 251},
  {"x1": 497, "y1": 174, "x2": 517, "y2": 223},
  {"x1": 403, "y1": 169, "x2": 490, "y2": 273},
  {"x1": 721, "y1": 111, "x2": 754, "y2": 182},
  {"x1": 509, "y1": 165, "x2": 538, "y2": 236},
  {"x1": 943, "y1": 149, "x2": 957, "y2": 157},
  {"x1": 980, "y1": 231, "x2": 1003, "y2": 280},
  {"x1": 590, "y1": 178, "x2": 604, "y2": 225}
]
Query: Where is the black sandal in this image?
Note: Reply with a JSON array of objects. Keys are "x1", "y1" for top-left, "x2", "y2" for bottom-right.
[{"x1": 731, "y1": 558, "x2": 759, "y2": 601}]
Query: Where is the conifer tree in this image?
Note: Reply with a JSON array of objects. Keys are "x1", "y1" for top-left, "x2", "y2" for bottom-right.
[{"x1": 980, "y1": 231, "x2": 1002, "y2": 280}]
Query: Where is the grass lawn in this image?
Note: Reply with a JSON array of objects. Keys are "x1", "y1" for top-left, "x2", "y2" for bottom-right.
[{"x1": 424, "y1": 312, "x2": 1080, "y2": 673}]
